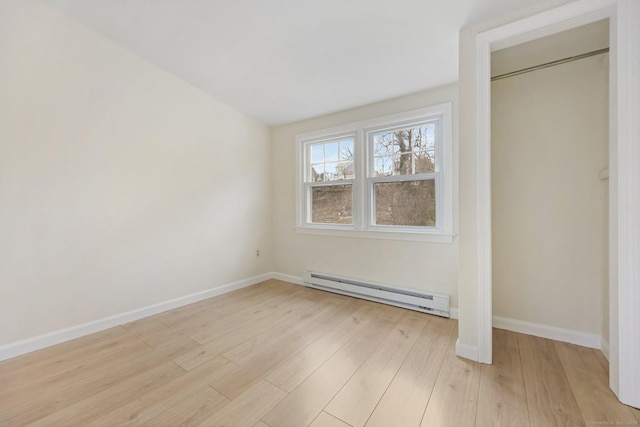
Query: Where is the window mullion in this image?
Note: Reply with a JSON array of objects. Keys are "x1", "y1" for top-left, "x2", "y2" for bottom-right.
[
  {"x1": 361, "y1": 129, "x2": 373, "y2": 230},
  {"x1": 369, "y1": 173, "x2": 436, "y2": 184},
  {"x1": 306, "y1": 179, "x2": 355, "y2": 188}
]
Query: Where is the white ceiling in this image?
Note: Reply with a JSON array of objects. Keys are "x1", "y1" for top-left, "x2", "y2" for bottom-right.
[{"x1": 45, "y1": 0, "x2": 557, "y2": 125}]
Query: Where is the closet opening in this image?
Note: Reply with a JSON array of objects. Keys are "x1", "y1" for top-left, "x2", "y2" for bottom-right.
[{"x1": 490, "y1": 19, "x2": 610, "y2": 356}]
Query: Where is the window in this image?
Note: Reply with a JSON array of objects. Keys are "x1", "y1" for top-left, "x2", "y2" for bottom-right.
[
  {"x1": 297, "y1": 104, "x2": 453, "y2": 242},
  {"x1": 306, "y1": 136, "x2": 355, "y2": 225}
]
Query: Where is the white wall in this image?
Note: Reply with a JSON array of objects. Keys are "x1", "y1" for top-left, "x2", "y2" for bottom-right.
[
  {"x1": 271, "y1": 85, "x2": 459, "y2": 307},
  {"x1": 0, "y1": 0, "x2": 272, "y2": 347},
  {"x1": 491, "y1": 49, "x2": 609, "y2": 336}
]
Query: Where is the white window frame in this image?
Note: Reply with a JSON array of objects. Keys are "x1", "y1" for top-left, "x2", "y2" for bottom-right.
[
  {"x1": 300, "y1": 131, "x2": 358, "y2": 230},
  {"x1": 296, "y1": 103, "x2": 454, "y2": 243}
]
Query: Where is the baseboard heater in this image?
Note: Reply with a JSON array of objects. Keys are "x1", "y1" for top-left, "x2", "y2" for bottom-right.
[{"x1": 302, "y1": 271, "x2": 450, "y2": 318}]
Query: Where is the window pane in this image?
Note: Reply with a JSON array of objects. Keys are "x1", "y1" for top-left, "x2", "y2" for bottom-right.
[
  {"x1": 414, "y1": 124, "x2": 436, "y2": 151},
  {"x1": 372, "y1": 123, "x2": 437, "y2": 176},
  {"x1": 324, "y1": 162, "x2": 341, "y2": 181},
  {"x1": 324, "y1": 142, "x2": 339, "y2": 162},
  {"x1": 337, "y1": 161, "x2": 354, "y2": 179},
  {"x1": 374, "y1": 157, "x2": 394, "y2": 176},
  {"x1": 373, "y1": 133, "x2": 396, "y2": 156},
  {"x1": 414, "y1": 151, "x2": 435, "y2": 173},
  {"x1": 311, "y1": 185, "x2": 353, "y2": 224},
  {"x1": 339, "y1": 139, "x2": 354, "y2": 161},
  {"x1": 307, "y1": 138, "x2": 354, "y2": 183},
  {"x1": 311, "y1": 144, "x2": 324, "y2": 163},
  {"x1": 375, "y1": 180, "x2": 435, "y2": 227},
  {"x1": 396, "y1": 152, "x2": 414, "y2": 175},
  {"x1": 311, "y1": 164, "x2": 325, "y2": 182}
]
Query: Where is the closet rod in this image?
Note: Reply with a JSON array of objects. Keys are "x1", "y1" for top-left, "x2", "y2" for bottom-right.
[{"x1": 491, "y1": 47, "x2": 609, "y2": 81}]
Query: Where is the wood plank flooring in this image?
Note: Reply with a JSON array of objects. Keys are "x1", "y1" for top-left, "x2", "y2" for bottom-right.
[{"x1": 0, "y1": 279, "x2": 637, "y2": 426}]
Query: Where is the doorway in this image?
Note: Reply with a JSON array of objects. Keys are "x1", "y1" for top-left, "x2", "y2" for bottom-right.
[
  {"x1": 472, "y1": 0, "x2": 640, "y2": 408},
  {"x1": 490, "y1": 20, "x2": 609, "y2": 351}
]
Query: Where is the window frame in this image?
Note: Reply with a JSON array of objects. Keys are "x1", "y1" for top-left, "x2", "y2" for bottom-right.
[
  {"x1": 300, "y1": 132, "x2": 358, "y2": 229},
  {"x1": 296, "y1": 103, "x2": 454, "y2": 243}
]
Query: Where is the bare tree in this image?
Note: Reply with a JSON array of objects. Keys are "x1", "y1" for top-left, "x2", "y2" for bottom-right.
[{"x1": 374, "y1": 127, "x2": 434, "y2": 176}]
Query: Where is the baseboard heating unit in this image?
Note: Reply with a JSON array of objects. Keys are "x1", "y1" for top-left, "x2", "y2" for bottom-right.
[{"x1": 302, "y1": 271, "x2": 450, "y2": 318}]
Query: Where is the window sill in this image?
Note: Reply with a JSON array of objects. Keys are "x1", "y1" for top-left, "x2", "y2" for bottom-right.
[{"x1": 295, "y1": 226, "x2": 455, "y2": 243}]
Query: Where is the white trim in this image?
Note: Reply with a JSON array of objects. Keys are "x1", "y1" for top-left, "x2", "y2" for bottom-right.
[
  {"x1": 270, "y1": 271, "x2": 305, "y2": 286},
  {"x1": 474, "y1": 0, "x2": 618, "y2": 368},
  {"x1": 493, "y1": 316, "x2": 602, "y2": 349},
  {"x1": 0, "y1": 273, "x2": 271, "y2": 362},
  {"x1": 455, "y1": 339, "x2": 479, "y2": 362},
  {"x1": 295, "y1": 226, "x2": 455, "y2": 243},
  {"x1": 488, "y1": 0, "x2": 616, "y2": 52},
  {"x1": 474, "y1": 0, "x2": 640, "y2": 407},
  {"x1": 475, "y1": 31, "x2": 493, "y2": 365},
  {"x1": 449, "y1": 307, "x2": 459, "y2": 320},
  {"x1": 614, "y1": 0, "x2": 640, "y2": 408}
]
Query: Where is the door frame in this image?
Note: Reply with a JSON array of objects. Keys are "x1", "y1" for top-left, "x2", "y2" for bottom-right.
[{"x1": 474, "y1": 0, "x2": 640, "y2": 407}]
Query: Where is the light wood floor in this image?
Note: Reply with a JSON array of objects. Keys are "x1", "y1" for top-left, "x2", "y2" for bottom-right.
[{"x1": 1, "y1": 280, "x2": 638, "y2": 427}]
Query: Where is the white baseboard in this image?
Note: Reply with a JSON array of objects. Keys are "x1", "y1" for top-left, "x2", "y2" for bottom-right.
[
  {"x1": 456, "y1": 339, "x2": 479, "y2": 361},
  {"x1": 270, "y1": 271, "x2": 305, "y2": 286},
  {"x1": 0, "y1": 273, "x2": 272, "y2": 362},
  {"x1": 492, "y1": 315, "x2": 602, "y2": 349}
]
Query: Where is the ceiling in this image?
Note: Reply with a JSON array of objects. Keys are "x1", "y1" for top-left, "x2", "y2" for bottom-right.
[{"x1": 45, "y1": 0, "x2": 560, "y2": 125}]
